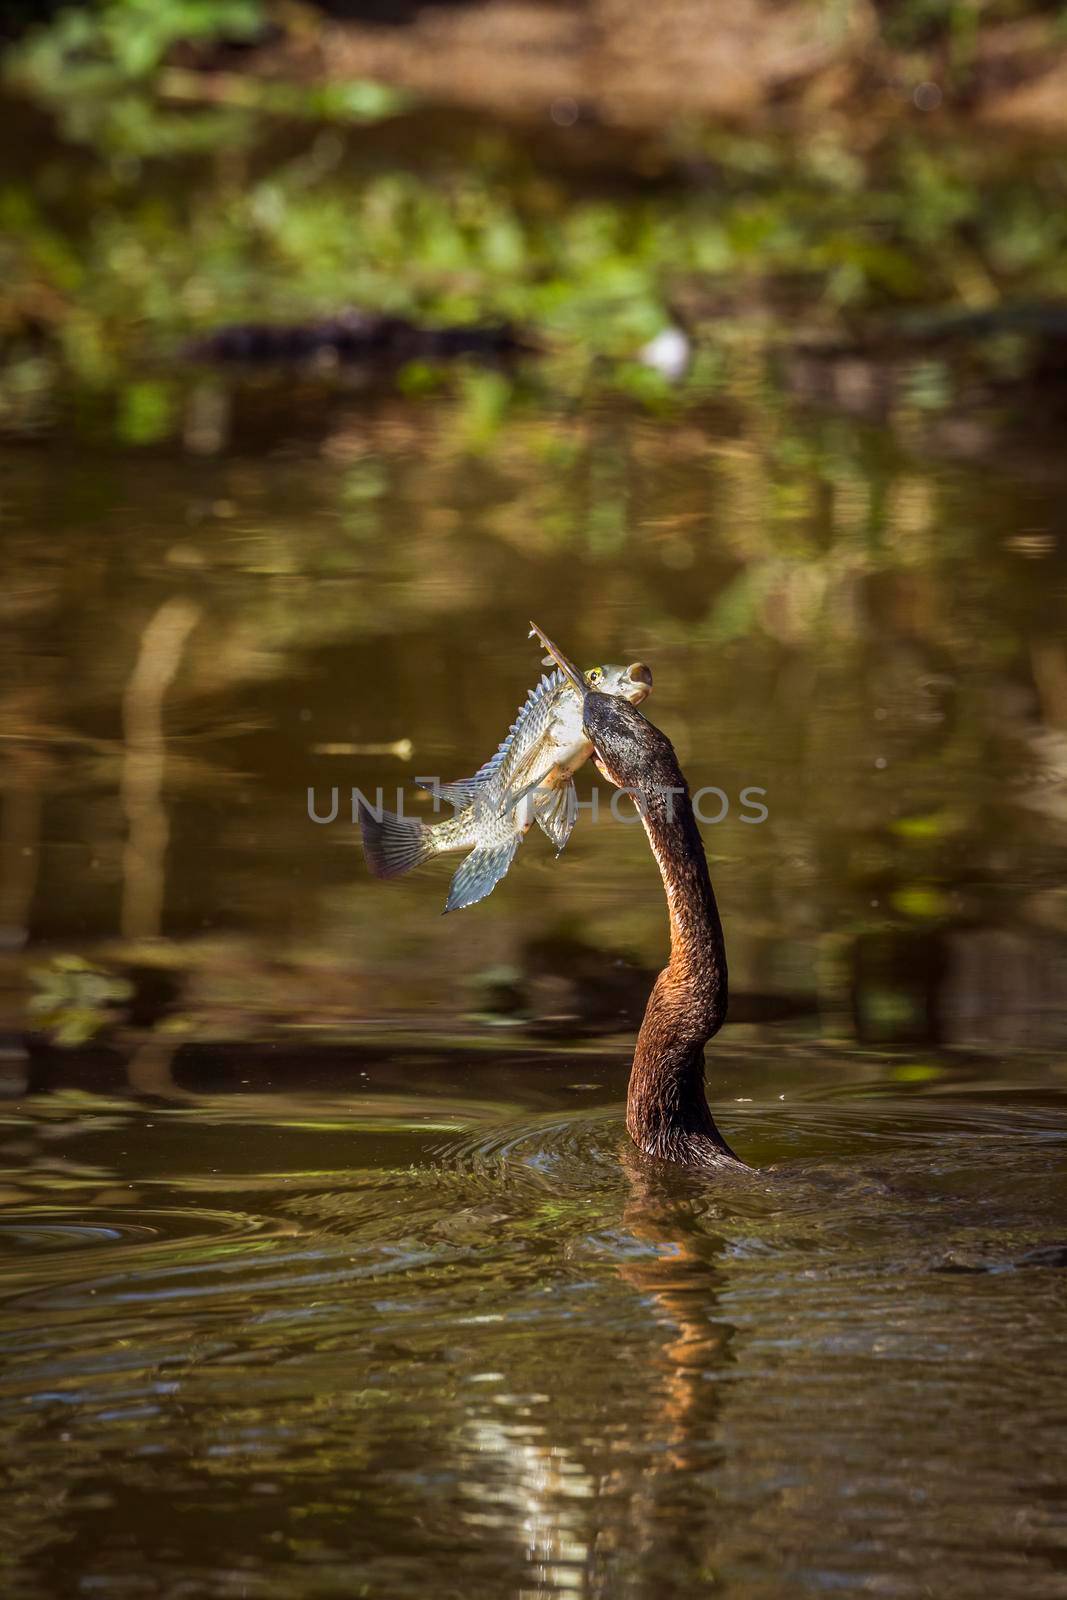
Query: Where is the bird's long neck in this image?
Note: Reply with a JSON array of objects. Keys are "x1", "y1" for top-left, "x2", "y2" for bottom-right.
[{"x1": 627, "y1": 779, "x2": 739, "y2": 1166}]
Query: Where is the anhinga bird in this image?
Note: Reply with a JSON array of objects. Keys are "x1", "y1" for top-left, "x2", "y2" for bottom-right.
[{"x1": 532, "y1": 623, "x2": 744, "y2": 1170}]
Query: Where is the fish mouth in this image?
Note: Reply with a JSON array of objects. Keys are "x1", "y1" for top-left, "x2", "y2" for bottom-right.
[
  {"x1": 625, "y1": 661, "x2": 653, "y2": 705},
  {"x1": 528, "y1": 620, "x2": 586, "y2": 694}
]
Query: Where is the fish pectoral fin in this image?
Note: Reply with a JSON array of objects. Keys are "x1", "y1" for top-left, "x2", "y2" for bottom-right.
[
  {"x1": 503, "y1": 766, "x2": 555, "y2": 816},
  {"x1": 533, "y1": 783, "x2": 576, "y2": 854},
  {"x1": 444, "y1": 838, "x2": 521, "y2": 914}
]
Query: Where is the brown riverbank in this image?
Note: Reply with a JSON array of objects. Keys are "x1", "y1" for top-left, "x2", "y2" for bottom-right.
[{"x1": 227, "y1": 0, "x2": 1067, "y2": 137}]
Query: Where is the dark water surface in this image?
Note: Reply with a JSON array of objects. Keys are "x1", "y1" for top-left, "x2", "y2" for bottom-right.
[
  {"x1": 1, "y1": 1053, "x2": 1066, "y2": 1598},
  {"x1": 5, "y1": 379, "x2": 1067, "y2": 1594},
  {"x1": 4, "y1": 371, "x2": 1067, "y2": 1594}
]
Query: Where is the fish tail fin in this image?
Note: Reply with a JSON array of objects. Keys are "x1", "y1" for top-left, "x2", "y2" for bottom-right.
[
  {"x1": 358, "y1": 802, "x2": 434, "y2": 880},
  {"x1": 444, "y1": 838, "x2": 520, "y2": 914}
]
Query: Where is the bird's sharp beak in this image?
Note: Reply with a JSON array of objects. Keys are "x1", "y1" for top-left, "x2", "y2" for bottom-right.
[
  {"x1": 528, "y1": 620, "x2": 586, "y2": 694},
  {"x1": 626, "y1": 661, "x2": 652, "y2": 703}
]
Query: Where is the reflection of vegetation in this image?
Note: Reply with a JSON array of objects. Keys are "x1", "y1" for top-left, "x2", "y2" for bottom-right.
[
  {"x1": 29, "y1": 955, "x2": 133, "y2": 1045},
  {"x1": 5, "y1": 376, "x2": 1066, "y2": 1052}
]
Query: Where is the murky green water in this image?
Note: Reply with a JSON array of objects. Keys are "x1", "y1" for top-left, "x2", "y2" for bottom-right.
[
  {"x1": 1, "y1": 1055, "x2": 1066, "y2": 1598},
  {"x1": 6, "y1": 392, "x2": 1067, "y2": 1047},
  {"x1": 4, "y1": 81, "x2": 1067, "y2": 1597},
  {"x1": 4, "y1": 388, "x2": 1067, "y2": 1594}
]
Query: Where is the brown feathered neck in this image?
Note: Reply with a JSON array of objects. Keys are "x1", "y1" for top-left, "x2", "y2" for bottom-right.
[
  {"x1": 627, "y1": 778, "x2": 738, "y2": 1166},
  {"x1": 583, "y1": 690, "x2": 742, "y2": 1170}
]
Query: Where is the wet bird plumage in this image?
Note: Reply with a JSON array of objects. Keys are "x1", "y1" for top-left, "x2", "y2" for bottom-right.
[{"x1": 579, "y1": 689, "x2": 743, "y2": 1168}]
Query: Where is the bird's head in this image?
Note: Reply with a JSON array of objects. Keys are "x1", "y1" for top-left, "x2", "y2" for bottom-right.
[
  {"x1": 581, "y1": 692, "x2": 680, "y2": 793},
  {"x1": 584, "y1": 660, "x2": 653, "y2": 706},
  {"x1": 527, "y1": 620, "x2": 677, "y2": 794}
]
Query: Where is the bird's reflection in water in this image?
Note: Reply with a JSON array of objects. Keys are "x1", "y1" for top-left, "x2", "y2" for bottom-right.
[
  {"x1": 579, "y1": 1146, "x2": 738, "y2": 1597},
  {"x1": 456, "y1": 1153, "x2": 737, "y2": 1597}
]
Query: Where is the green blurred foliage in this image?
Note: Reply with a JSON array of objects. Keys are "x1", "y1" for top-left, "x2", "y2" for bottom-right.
[
  {"x1": 4, "y1": 0, "x2": 409, "y2": 153},
  {"x1": 1, "y1": 1, "x2": 1067, "y2": 438},
  {"x1": 12, "y1": 0, "x2": 266, "y2": 87},
  {"x1": 878, "y1": 0, "x2": 1067, "y2": 52}
]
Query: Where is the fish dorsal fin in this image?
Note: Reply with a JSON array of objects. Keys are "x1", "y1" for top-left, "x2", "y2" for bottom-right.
[
  {"x1": 416, "y1": 777, "x2": 481, "y2": 808},
  {"x1": 445, "y1": 669, "x2": 567, "y2": 799}
]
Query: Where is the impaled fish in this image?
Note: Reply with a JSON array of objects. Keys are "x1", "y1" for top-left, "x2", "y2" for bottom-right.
[{"x1": 358, "y1": 623, "x2": 653, "y2": 913}]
